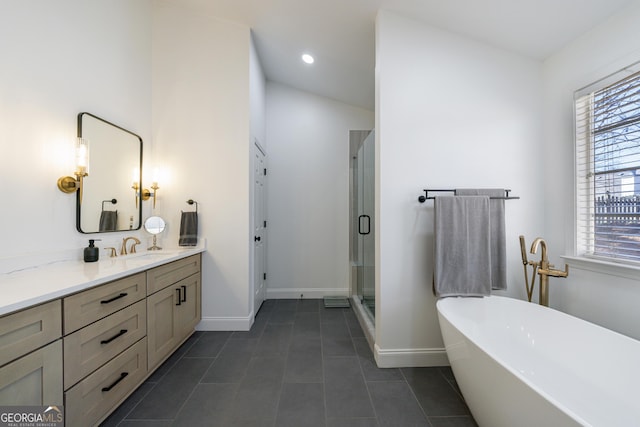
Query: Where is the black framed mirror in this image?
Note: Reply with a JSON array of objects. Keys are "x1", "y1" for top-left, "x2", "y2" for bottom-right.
[{"x1": 76, "y1": 112, "x2": 143, "y2": 233}]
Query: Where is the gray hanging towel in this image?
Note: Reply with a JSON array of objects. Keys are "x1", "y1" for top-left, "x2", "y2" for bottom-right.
[
  {"x1": 433, "y1": 196, "x2": 492, "y2": 297},
  {"x1": 99, "y1": 210, "x2": 118, "y2": 232},
  {"x1": 179, "y1": 211, "x2": 198, "y2": 246},
  {"x1": 456, "y1": 189, "x2": 507, "y2": 290}
]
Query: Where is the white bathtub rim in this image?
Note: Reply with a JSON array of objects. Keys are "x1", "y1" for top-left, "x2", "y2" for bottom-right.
[
  {"x1": 437, "y1": 310, "x2": 585, "y2": 427},
  {"x1": 437, "y1": 297, "x2": 586, "y2": 426},
  {"x1": 436, "y1": 295, "x2": 640, "y2": 427}
]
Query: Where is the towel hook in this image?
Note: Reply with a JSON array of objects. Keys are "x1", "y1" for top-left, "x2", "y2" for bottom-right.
[{"x1": 186, "y1": 199, "x2": 198, "y2": 213}]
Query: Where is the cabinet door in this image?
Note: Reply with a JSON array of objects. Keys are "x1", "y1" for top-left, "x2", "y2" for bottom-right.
[
  {"x1": 176, "y1": 273, "x2": 201, "y2": 339},
  {"x1": 147, "y1": 285, "x2": 179, "y2": 369},
  {"x1": 0, "y1": 300, "x2": 61, "y2": 367},
  {"x1": 0, "y1": 340, "x2": 63, "y2": 406}
]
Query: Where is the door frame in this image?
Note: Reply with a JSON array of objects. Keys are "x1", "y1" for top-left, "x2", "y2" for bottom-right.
[{"x1": 252, "y1": 139, "x2": 267, "y2": 318}]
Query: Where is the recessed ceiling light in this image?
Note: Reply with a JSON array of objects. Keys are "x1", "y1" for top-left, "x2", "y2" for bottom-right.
[{"x1": 302, "y1": 53, "x2": 314, "y2": 64}]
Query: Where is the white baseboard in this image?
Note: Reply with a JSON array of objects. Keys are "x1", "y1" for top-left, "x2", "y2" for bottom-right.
[
  {"x1": 196, "y1": 314, "x2": 254, "y2": 331},
  {"x1": 374, "y1": 344, "x2": 450, "y2": 367},
  {"x1": 266, "y1": 287, "x2": 349, "y2": 299}
]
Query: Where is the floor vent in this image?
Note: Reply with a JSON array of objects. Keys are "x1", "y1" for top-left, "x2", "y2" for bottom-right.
[{"x1": 323, "y1": 296, "x2": 351, "y2": 308}]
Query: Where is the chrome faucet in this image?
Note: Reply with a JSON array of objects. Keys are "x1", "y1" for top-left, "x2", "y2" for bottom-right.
[
  {"x1": 529, "y1": 237, "x2": 568, "y2": 307},
  {"x1": 120, "y1": 237, "x2": 141, "y2": 255}
]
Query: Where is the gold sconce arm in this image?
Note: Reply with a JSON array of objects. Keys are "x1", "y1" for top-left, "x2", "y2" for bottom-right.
[{"x1": 57, "y1": 171, "x2": 87, "y2": 204}]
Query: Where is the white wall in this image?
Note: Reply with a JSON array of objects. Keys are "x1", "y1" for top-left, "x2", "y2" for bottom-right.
[
  {"x1": 152, "y1": 1, "x2": 252, "y2": 330},
  {"x1": 543, "y1": 3, "x2": 640, "y2": 340},
  {"x1": 0, "y1": 0, "x2": 151, "y2": 266},
  {"x1": 250, "y1": 35, "x2": 267, "y2": 151},
  {"x1": 265, "y1": 82, "x2": 374, "y2": 298},
  {"x1": 375, "y1": 10, "x2": 544, "y2": 367}
]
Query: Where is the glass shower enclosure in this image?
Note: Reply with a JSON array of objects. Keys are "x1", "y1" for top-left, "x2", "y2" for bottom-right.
[{"x1": 351, "y1": 130, "x2": 375, "y2": 319}]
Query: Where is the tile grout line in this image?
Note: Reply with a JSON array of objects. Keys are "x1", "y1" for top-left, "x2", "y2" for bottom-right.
[
  {"x1": 399, "y1": 364, "x2": 436, "y2": 427},
  {"x1": 115, "y1": 332, "x2": 205, "y2": 425},
  {"x1": 272, "y1": 304, "x2": 294, "y2": 427},
  {"x1": 111, "y1": 383, "x2": 157, "y2": 426},
  {"x1": 320, "y1": 304, "x2": 327, "y2": 427},
  {"x1": 351, "y1": 307, "x2": 382, "y2": 426},
  {"x1": 233, "y1": 307, "x2": 274, "y2": 425},
  {"x1": 159, "y1": 332, "x2": 222, "y2": 424}
]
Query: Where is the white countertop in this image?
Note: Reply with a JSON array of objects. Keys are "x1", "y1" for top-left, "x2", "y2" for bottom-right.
[{"x1": 0, "y1": 247, "x2": 206, "y2": 317}]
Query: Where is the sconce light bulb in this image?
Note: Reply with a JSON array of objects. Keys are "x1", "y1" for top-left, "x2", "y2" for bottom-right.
[{"x1": 75, "y1": 138, "x2": 89, "y2": 176}]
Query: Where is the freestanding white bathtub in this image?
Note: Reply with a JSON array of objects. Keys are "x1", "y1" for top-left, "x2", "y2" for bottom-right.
[{"x1": 437, "y1": 295, "x2": 640, "y2": 427}]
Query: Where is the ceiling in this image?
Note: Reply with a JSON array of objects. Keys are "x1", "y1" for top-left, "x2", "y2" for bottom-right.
[{"x1": 173, "y1": 0, "x2": 635, "y2": 110}]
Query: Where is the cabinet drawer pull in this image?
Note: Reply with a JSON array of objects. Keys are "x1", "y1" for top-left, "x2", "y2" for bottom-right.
[
  {"x1": 101, "y1": 293, "x2": 128, "y2": 304},
  {"x1": 101, "y1": 372, "x2": 128, "y2": 392},
  {"x1": 176, "y1": 288, "x2": 182, "y2": 306},
  {"x1": 181, "y1": 285, "x2": 187, "y2": 302},
  {"x1": 100, "y1": 329, "x2": 128, "y2": 345}
]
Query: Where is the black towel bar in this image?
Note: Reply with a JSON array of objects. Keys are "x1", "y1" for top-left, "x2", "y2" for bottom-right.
[
  {"x1": 418, "y1": 189, "x2": 519, "y2": 203},
  {"x1": 101, "y1": 199, "x2": 117, "y2": 211}
]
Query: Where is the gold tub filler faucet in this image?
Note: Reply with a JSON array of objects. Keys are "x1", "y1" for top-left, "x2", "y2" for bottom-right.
[{"x1": 519, "y1": 236, "x2": 569, "y2": 307}]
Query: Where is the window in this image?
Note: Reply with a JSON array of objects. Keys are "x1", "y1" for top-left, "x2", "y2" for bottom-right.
[{"x1": 576, "y1": 65, "x2": 640, "y2": 262}]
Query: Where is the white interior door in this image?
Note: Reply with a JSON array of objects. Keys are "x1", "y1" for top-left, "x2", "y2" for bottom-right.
[{"x1": 253, "y1": 142, "x2": 267, "y2": 314}]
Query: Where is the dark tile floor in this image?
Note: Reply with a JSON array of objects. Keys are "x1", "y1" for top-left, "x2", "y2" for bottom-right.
[{"x1": 101, "y1": 299, "x2": 477, "y2": 427}]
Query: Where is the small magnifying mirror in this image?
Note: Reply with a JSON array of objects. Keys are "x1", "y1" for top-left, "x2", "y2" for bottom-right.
[{"x1": 144, "y1": 216, "x2": 166, "y2": 250}]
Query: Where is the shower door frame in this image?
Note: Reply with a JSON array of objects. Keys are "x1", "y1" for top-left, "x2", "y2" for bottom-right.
[{"x1": 350, "y1": 130, "x2": 375, "y2": 321}]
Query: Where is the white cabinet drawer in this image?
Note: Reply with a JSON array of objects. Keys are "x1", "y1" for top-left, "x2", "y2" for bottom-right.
[
  {"x1": 64, "y1": 272, "x2": 146, "y2": 334},
  {"x1": 0, "y1": 300, "x2": 61, "y2": 367},
  {"x1": 64, "y1": 300, "x2": 146, "y2": 389},
  {"x1": 65, "y1": 337, "x2": 147, "y2": 427}
]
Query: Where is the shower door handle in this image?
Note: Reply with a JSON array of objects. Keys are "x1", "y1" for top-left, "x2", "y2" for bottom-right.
[{"x1": 358, "y1": 215, "x2": 371, "y2": 235}]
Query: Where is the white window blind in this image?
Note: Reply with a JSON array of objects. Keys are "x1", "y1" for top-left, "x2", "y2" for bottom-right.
[{"x1": 576, "y1": 67, "x2": 640, "y2": 262}]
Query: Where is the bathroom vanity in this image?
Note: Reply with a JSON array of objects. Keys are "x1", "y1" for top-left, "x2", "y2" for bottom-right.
[{"x1": 0, "y1": 249, "x2": 203, "y2": 426}]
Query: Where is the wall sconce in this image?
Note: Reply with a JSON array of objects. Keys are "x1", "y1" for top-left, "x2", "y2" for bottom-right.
[
  {"x1": 141, "y1": 181, "x2": 159, "y2": 209},
  {"x1": 57, "y1": 137, "x2": 89, "y2": 203},
  {"x1": 131, "y1": 168, "x2": 160, "y2": 209}
]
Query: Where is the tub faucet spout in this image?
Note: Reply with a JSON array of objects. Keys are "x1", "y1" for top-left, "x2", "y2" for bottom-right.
[
  {"x1": 530, "y1": 238, "x2": 547, "y2": 264},
  {"x1": 529, "y1": 237, "x2": 568, "y2": 307}
]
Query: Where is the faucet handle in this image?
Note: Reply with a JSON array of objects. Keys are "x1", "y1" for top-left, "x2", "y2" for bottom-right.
[
  {"x1": 130, "y1": 241, "x2": 140, "y2": 254},
  {"x1": 549, "y1": 264, "x2": 569, "y2": 278},
  {"x1": 105, "y1": 247, "x2": 117, "y2": 258},
  {"x1": 539, "y1": 263, "x2": 569, "y2": 278}
]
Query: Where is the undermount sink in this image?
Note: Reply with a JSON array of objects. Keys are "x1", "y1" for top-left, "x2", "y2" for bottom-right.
[
  {"x1": 107, "y1": 251, "x2": 182, "y2": 268},
  {"x1": 125, "y1": 251, "x2": 177, "y2": 261}
]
